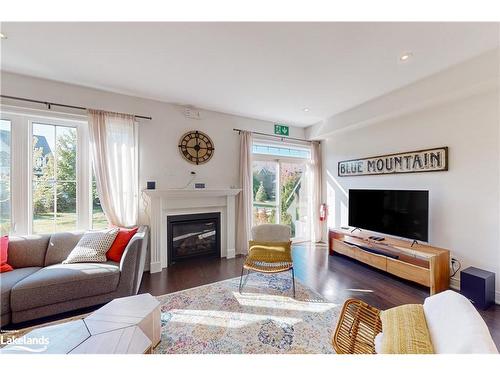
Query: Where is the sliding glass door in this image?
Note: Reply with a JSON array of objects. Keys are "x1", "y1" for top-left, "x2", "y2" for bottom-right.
[
  {"x1": 252, "y1": 142, "x2": 312, "y2": 241},
  {"x1": 279, "y1": 161, "x2": 309, "y2": 241},
  {"x1": 253, "y1": 160, "x2": 278, "y2": 225}
]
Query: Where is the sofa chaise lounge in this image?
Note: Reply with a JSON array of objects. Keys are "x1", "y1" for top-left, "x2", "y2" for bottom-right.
[{"x1": 1, "y1": 226, "x2": 149, "y2": 327}]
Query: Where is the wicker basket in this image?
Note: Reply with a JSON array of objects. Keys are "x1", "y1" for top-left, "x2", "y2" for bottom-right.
[{"x1": 332, "y1": 298, "x2": 382, "y2": 354}]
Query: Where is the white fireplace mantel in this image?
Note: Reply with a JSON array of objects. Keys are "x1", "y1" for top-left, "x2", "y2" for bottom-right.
[
  {"x1": 143, "y1": 188, "x2": 241, "y2": 273},
  {"x1": 144, "y1": 189, "x2": 241, "y2": 199}
]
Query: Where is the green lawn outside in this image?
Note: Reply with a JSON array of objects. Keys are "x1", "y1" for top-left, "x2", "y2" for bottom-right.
[
  {"x1": 0, "y1": 218, "x2": 10, "y2": 235},
  {"x1": 92, "y1": 210, "x2": 109, "y2": 230},
  {"x1": 2, "y1": 207, "x2": 111, "y2": 235},
  {"x1": 33, "y1": 210, "x2": 108, "y2": 234},
  {"x1": 253, "y1": 200, "x2": 276, "y2": 208}
]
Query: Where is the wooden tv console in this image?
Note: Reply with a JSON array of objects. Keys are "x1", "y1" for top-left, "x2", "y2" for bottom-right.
[{"x1": 329, "y1": 228, "x2": 450, "y2": 295}]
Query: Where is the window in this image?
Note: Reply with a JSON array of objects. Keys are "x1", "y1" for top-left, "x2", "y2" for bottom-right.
[
  {"x1": 32, "y1": 123, "x2": 77, "y2": 233},
  {"x1": 253, "y1": 143, "x2": 311, "y2": 159},
  {"x1": 0, "y1": 119, "x2": 11, "y2": 235},
  {"x1": 91, "y1": 172, "x2": 107, "y2": 229},
  {"x1": 252, "y1": 140, "x2": 312, "y2": 241},
  {"x1": 1, "y1": 107, "x2": 102, "y2": 235}
]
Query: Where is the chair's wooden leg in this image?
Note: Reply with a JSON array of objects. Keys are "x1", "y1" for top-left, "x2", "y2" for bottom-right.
[{"x1": 291, "y1": 267, "x2": 296, "y2": 298}]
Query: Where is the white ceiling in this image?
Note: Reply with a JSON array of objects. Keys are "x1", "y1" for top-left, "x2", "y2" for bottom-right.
[{"x1": 1, "y1": 22, "x2": 498, "y2": 127}]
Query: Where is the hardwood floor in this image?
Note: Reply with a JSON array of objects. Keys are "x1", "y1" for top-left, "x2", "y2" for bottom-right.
[{"x1": 139, "y1": 242, "x2": 500, "y2": 349}]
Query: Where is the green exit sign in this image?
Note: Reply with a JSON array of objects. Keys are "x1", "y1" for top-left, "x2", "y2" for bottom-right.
[{"x1": 274, "y1": 123, "x2": 289, "y2": 136}]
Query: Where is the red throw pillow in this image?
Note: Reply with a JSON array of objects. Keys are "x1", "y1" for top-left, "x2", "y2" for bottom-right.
[
  {"x1": 106, "y1": 227, "x2": 139, "y2": 262},
  {"x1": 0, "y1": 235, "x2": 13, "y2": 273}
]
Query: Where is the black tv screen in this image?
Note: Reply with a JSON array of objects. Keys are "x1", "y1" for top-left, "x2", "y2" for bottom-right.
[{"x1": 348, "y1": 189, "x2": 429, "y2": 241}]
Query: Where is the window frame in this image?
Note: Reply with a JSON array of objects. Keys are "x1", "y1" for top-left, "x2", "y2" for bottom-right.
[
  {"x1": 252, "y1": 139, "x2": 312, "y2": 160},
  {"x1": 1, "y1": 106, "x2": 91, "y2": 235},
  {"x1": 0, "y1": 118, "x2": 13, "y2": 235}
]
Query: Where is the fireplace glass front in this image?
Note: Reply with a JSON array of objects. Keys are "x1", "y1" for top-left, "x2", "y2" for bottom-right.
[{"x1": 167, "y1": 212, "x2": 221, "y2": 265}]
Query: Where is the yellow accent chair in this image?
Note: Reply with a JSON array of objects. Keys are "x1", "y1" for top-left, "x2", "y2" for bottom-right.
[{"x1": 239, "y1": 224, "x2": 295, "y2": 297}]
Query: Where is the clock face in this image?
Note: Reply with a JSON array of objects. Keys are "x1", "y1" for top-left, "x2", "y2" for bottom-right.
[{"x1": 178, "y1": 130, "x2": 215, "y2": 165}]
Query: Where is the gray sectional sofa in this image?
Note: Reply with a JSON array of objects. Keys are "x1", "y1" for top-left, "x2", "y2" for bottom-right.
[{"x1": 1, "y1": 226, "x2": 149, "y2": 327}]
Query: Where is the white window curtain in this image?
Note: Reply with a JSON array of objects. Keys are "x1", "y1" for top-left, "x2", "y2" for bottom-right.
[
  {"x1": 311, "y1": 141, "x2": 323, "y2": 242},
  {"x1": 87, "y1": 109, "x2": 138, "y2": 227},
  {"x1": 236, "y1": 131, "x2": 253, "y2": 253}
]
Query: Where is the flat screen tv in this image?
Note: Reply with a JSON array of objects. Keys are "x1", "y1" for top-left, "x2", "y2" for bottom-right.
[{"x1": 348, "y1": 189, "x2": 429, "y2": 241}]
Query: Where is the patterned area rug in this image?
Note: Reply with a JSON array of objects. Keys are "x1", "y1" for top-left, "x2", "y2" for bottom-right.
[{"x1": 154, "y1": 272, "x2": 340, "y2": 354}]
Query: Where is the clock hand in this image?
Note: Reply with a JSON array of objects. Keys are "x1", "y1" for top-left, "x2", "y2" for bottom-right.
[{"x1": 195, "y1": 136, "x2": 200, "y2": 164}]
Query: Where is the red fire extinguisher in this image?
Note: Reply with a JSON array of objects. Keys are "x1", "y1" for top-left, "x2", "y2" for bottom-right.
[{"x1": 319, "y1": 203, "x2": 328, "y2": 222}]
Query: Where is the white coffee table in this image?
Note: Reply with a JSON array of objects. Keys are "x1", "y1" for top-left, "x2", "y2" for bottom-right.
[{"x1": 1, "y1": 293, "x2": 161, "y2": 354}]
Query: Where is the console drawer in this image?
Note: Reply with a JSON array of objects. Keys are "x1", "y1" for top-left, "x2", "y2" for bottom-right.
[
  {"x1": 332, "y1": 239, "x2": 356, "y2": 258},
  {"x1": 386, "y1": 257, "x2": 430, "y2": 287},
  {"x1": 354, "y1": 248, "x2": 387, "y2": 271}
]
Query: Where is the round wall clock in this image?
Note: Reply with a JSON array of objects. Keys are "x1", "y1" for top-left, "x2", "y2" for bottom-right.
[{"x1": 178, "y1": 130, "x2": 215, "y2": 165}]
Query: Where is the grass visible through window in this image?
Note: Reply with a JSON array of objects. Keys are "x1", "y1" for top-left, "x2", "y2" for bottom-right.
[{"x1": 32, "y1": 208, "x2": 108, "y2": 234}]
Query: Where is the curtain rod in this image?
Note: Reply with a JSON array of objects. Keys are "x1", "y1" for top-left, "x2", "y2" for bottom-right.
[
  {"x1": 232, "y1": 128, "x2": 317, "y2": 144},
  {"x1": 0, "y1": 94, "x2": 152, "y2": 120}
]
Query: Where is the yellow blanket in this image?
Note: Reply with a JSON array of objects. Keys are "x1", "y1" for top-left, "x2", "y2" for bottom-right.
[{"x1": 380, "y1": 304, "x2": 434, "y2": 354}]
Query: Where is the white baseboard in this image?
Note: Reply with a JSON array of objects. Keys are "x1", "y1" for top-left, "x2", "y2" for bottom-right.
[
  {"x1": 149, "y1": 261, "x2": 162, "y2": 274},
  {"x1": 226, "y1": 248, "x2": 236, "y2": 259},
  {"x1": 450, "y1": 276, "x2": 500, "y2": 305},
  {"x1": 450, "y1": 276, "x2": 460, "y2": 291}
]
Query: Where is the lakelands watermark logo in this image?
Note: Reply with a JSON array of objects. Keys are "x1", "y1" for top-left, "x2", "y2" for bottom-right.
[{"x1": 0, "y1": 332, "x2": 50, "y2": 353}]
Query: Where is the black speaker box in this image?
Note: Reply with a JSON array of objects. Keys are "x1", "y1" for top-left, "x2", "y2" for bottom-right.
[{"x1": 460, "y1": 266, "x2": 495, "y2": 310}]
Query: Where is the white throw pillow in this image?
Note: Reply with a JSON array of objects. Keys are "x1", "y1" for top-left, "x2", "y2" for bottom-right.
[{"x1": 63, "y1": 228, "x2": 119, "y2": 264}]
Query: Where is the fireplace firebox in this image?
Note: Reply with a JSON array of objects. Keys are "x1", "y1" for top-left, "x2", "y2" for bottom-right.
[{"x1": 167, "y1": 212, "x2": 221, "y2": 265}]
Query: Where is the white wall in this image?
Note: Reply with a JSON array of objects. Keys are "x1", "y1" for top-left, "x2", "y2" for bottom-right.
[
  {"x1": 0, "y1": 71, "x2": 306, "y2": 226},
  {"x1": 309, "y1": 50, "x2": 500, "y2": 302}
]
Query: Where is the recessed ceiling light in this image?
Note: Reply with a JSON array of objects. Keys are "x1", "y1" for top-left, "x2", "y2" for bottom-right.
[
  {"x1": 400, "y1": 52, "x2": 413, "y2": 62},
  {"x1": 0, "y1": 32, "x2": 7, "y2": 40},
  {"x1": 303, "y1": 108, "x2": 310, "y2": 112}
]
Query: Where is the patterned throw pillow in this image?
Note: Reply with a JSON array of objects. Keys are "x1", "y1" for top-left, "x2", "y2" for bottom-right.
[{"x1": 63, "y1": 228, "x2": 119, "y2": 264}]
